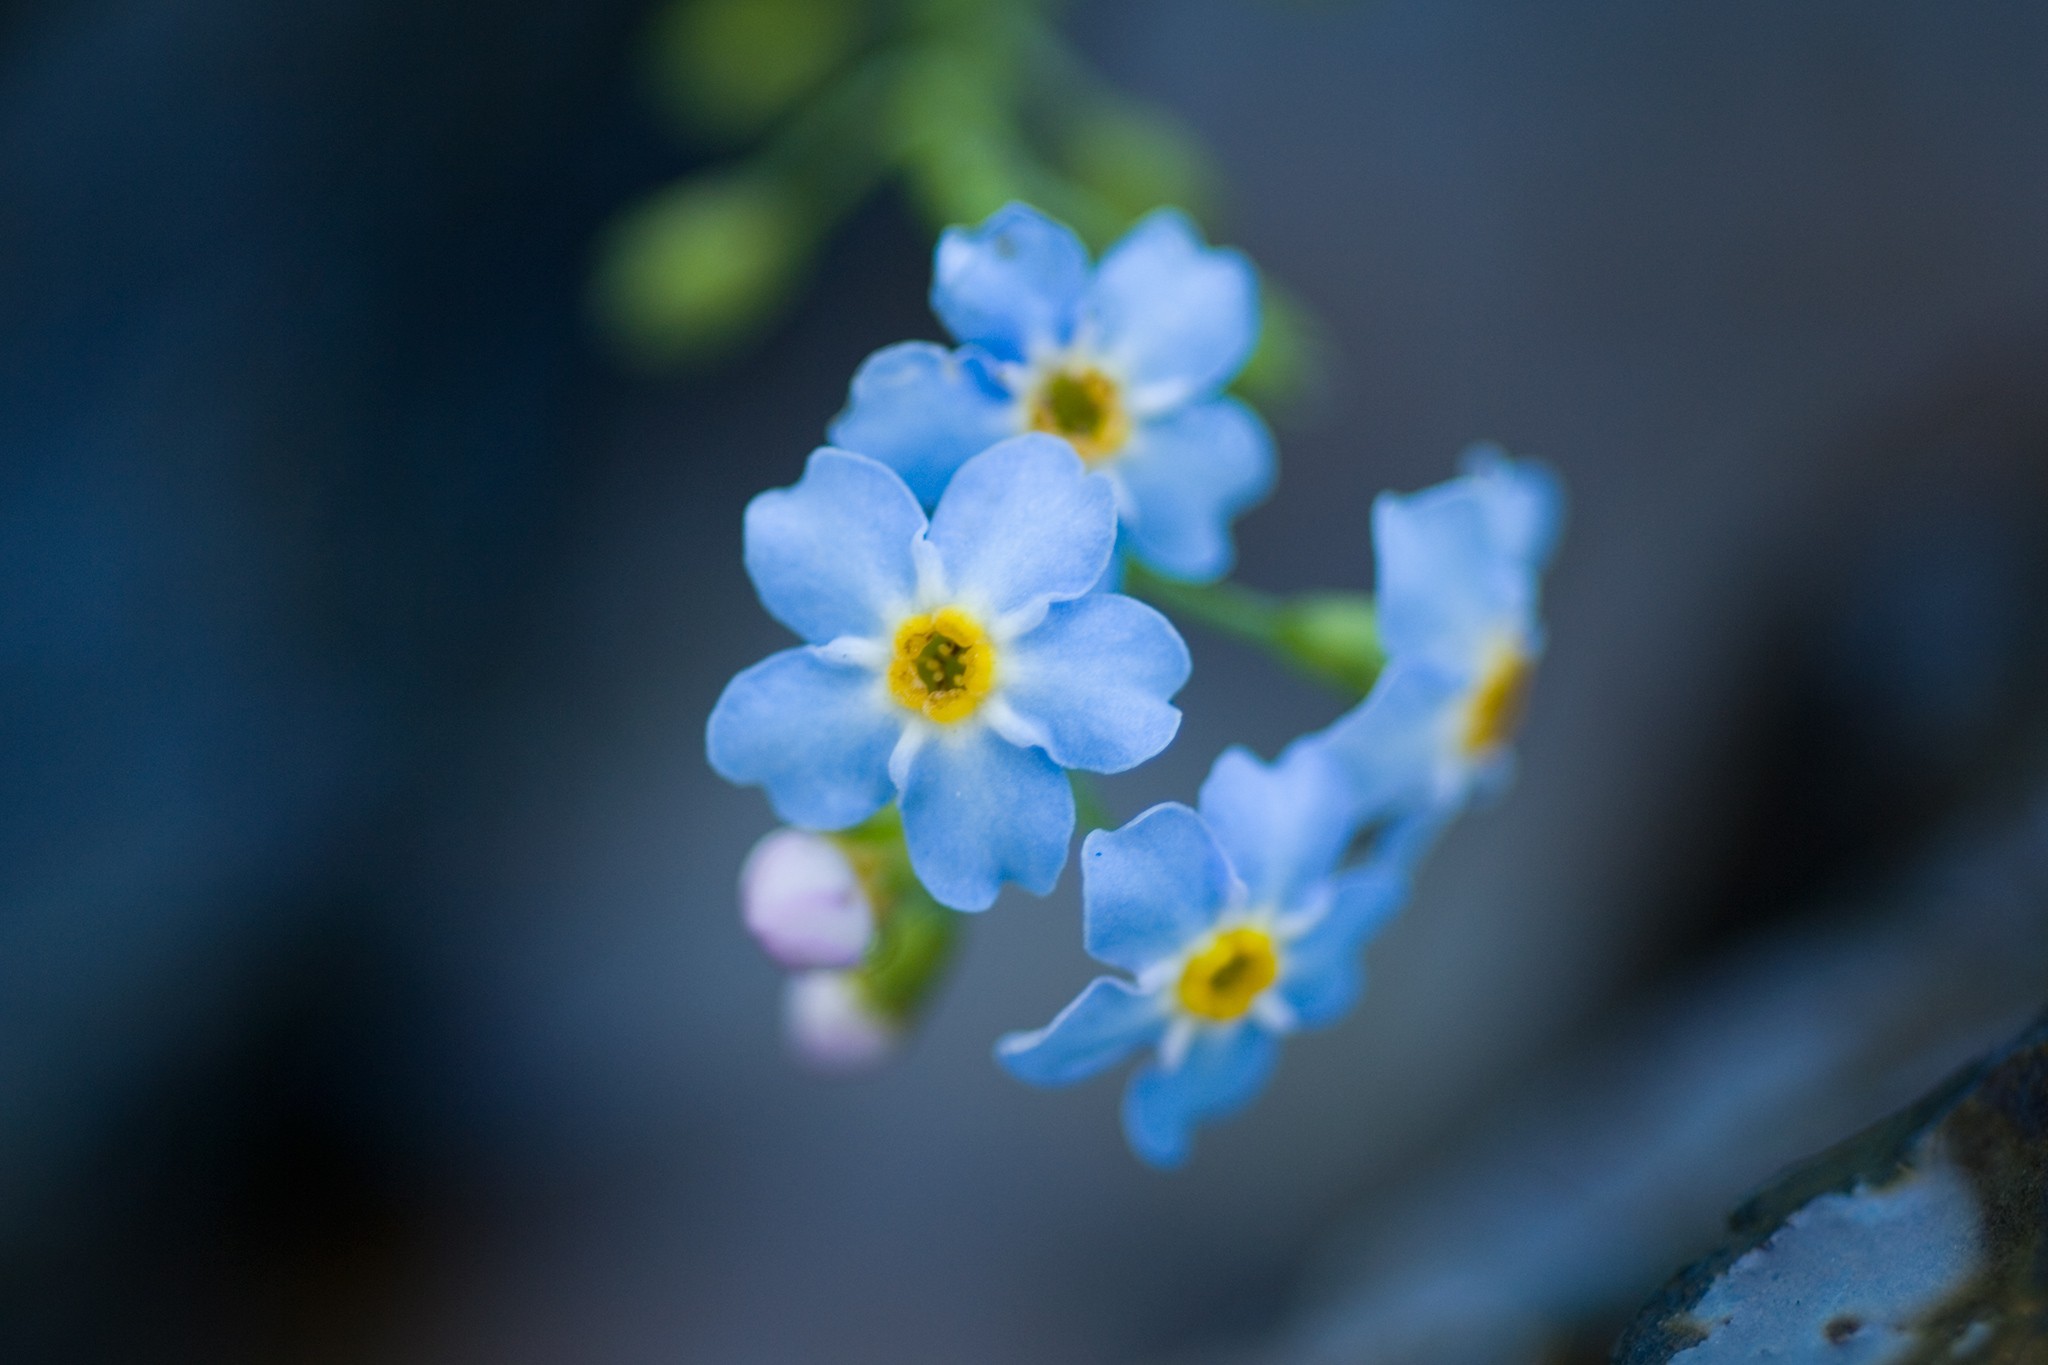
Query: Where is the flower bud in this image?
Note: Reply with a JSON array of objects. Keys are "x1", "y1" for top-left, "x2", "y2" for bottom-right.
[
  {"x1": 741, "y1": 828, "x2": 874, "y2": 969},
  {"x1": 783, "y1": 970, "x2": 900, "y2": 1073}
]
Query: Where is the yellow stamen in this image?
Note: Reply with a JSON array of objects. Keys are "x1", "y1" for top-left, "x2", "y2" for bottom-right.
[
  {"x1": 1027, "y1": 367, "x2": 1130, "y2": 464},
  {"x1": 886, "y1": 607, "x2": 996, "y2": 723},
  {"x1": 1176, "y1": 926, "x2": 1280, "y2": 1022},
  {"x1": 1461, "y1": 645, "x2": 1535, "y2": 756}
]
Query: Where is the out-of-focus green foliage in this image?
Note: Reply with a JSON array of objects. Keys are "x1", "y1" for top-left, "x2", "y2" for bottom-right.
[
  {"x1": 1274, "y1": 592, "x2": 1383, "y2": 697},
  {"x1": 1235, "y1": 278, "x2": 1325, "y2": 413},
  {"x1": 645, "y1": 0, "x2": 867, "y2": 141},
  {"x1": 1123, "y1": 564, "x2": 1383, "y2": 700},
  {"x1": 594, "y1": 0, "x2": 1326, "y2": 392},
  {"x1": 1058, "y1": 99, "x2": 1218, "y2": 231},
  {"x1": 592, "y1": 174, "x2": 808, "y2": 362}
]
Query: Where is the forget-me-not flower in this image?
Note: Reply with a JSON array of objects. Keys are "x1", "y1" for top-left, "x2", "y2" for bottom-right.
[
  {"x1": 996, "y1": 742, "x2": 1408, "y2": 1167},
  {"x1": 706, "y1": 434, "x2": 1190, "y2": 911},
  {"x1": 830, "y1": 203, "x2": 1273, "y2": 583},
  {"x1": 1317, "y1": 445, "x2": 1564, "y2": 836}
]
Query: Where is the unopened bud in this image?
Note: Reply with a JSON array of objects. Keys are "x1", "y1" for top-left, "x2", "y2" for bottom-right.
[
  {"x1": 741, "y1": 828, "x2": 874, "y2": 969},
  {"x1": 783, "y1": 970, "x2": 900, "y2": 1073}
]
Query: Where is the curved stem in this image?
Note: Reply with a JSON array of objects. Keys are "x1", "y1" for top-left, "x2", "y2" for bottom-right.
[{"x1": 1122, "y1": 560, "x2": 1385, "y2": 699}]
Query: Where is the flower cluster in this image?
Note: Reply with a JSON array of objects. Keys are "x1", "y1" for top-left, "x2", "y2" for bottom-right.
[
  {"x1": 999, "y1": 447, "x2": 1562, "y2": 1163},
  {"x1": 705, "y1": 201, "x2": 1563, "y2": 1163}
]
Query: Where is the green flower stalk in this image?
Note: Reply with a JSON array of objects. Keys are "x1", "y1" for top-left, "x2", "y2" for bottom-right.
[{"x1": 1121, "y1": 561, "x2": 1385, "y2": 699}]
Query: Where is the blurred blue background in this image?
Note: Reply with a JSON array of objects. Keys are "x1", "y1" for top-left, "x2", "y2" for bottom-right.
[{"x1": 5, "y1": 2, "x2": 2048, "y2": 1362}]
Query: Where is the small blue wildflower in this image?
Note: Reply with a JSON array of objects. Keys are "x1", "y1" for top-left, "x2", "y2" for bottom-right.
[
  {"x1": 706, "y1": 434, "x2": 1190, "y2": 912},
  {"x1": 997, "y1": 742, "x2": 1408, "y2": 1167},
  {"x1": 830, "y1": 203, "x2": 1273, "y2": 583},
  {"x1": 1317, "y1": 445, "x2": 1564, "y2": 836}
]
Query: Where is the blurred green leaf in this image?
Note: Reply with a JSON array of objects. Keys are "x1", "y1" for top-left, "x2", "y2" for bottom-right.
[
  {"x1": 890, "y1": 46, "x2": 1035, "y2": 225},
  {"x1": 590, "y1": 174, "x2": 810, "y2": 364},
  {"x1": 901, "y1": 126, "x2": 1037, "y2": 226},
  {"x1": 647, "y1": 0, "x2": 865, "y2": 141},
  {"x1": 1059, "y1": 102, "x2": 1219, "y2": 231},
  {"x1": 1235, "y1": 277, "x2": 1325, "y2": 412}
]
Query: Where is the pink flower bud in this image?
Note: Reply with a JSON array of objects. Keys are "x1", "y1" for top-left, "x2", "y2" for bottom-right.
[
  {"x1": 741, "y1": 828, "x2": 874, "y2": 969},
  {"x1": 783, "y1": 971, "x2": 900, "y2": 1073}
]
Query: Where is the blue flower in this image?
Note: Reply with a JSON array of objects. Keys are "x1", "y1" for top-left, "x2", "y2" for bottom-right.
[
  {"x1": 706, "y1": 434, "x2": 1191, "y2": 911},
  {"x1": 996, "y1": 742, "x2": 1408, "y2": 1167},
  {"x1": 1317, "y1": 445, "x2": 1564, "y2": 837},
  {"x1": 830, "y1": 203, "x2": 1273, "y2": 583}
]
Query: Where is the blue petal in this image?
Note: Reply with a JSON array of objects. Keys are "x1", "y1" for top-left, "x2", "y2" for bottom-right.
[
  {"x1": 744, "y1": 448, "x2": 927, "y2": 644},
  {"x1": 827, "y1": 342, "x2": 1020, "y2": 507},
  {"x1": 1372, "y1": 803, "x2": 1459, "y2": 870},
  {"x1": 899, "y1": 724, "x2": 1072, "y2": 910},
  {"x1": 1001, "y1": 594, "x2": 1188, "y2": 773},
  {"x1": 1081, "y1": 804, "x2": 1232, "y2": 974},
  {"x1": 1460, "y1": 443, "x2": 1565, "y2": 574},
  {"x1": 926, "y1": 434, "x2": 1115, "y2": 617},
  {"x1": 995, "y1": 976, "x2": 1166, "y2": 1087},
  {"x1": 1082, "y1": 209, "x2": 1259, "y2": 411},
  {"x1": 931, "y1": 203, "x2": 1090, "y2": 363},
  {"x1": 1373, "y1": 476, "x2": 1533, "y2": 669},
  {"x1": 706, "y1": 648, "x2": 900, "y2": 829},
  {"x1": 1314, "y1": 657, "x2": 1465, "y2": 824},
  {"x1": 1279, "y1": 860, "x2": 1410, "y2": 1027},
  {"x1": 1279, "y1": 942, "x2": 1360, "y2": 1031},
  {"x1": 1121, "y1": 1024, "x2": 1279, "y2": 1169},
  {"x1": 1112, "y1": 397, "x2": 1274, "y2": 582},
  {"x1": 1197, "y1": 741, "x2": 1355, "y2": 911}
]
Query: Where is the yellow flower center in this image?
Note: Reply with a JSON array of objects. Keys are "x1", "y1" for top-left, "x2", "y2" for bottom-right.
[
  {"x1": 887, "y1": 607, "x2": 996, "y2": 723},
  {"x1": 1176, "y1": 926, "x2": 1280, "y2": 1022},
  {"x1": 1461, "y1": 644, "x2": 1535, "y2": 756},
  {"x1": 1027, "y1": 367, "x2": 1130, "y2": 464}
]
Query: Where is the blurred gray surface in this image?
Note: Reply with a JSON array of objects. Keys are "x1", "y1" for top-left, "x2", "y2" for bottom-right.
[{"x1": 1267, "y1": 783, "x2": 2048, "y2": 1365}]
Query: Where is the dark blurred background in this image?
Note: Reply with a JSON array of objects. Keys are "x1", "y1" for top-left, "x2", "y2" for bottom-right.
[{"x1": 5, "y1": 2, "x2": 2048, "y2": 1362}]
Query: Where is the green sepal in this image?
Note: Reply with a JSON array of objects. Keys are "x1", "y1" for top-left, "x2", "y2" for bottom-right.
[{"x1": 826, "y1": 807, "x2": 961, "y2": 1023}]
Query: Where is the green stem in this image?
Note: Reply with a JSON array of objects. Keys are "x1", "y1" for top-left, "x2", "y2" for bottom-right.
[
  {"x1": 1069, "y1": 771, "x2": 1118, "y2": 834},
  {"x1": 1125, "y1": 560, "x2": 1286, "y2": 645},
  {"x1": 1123, "y1": 559, "x2": 1385, "y2": 699}
]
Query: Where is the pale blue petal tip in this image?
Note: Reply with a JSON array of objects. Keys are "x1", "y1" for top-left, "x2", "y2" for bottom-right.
[
  {"x1": 1313, "y1": 657, "x2": 1465, "y2": 826},
  {"x1": 932, "y1": 203, "x2": 1091, "y2": 362},
  {"x1": 829, "y1": 342, "x2": 1018, "y2": 506},
  {"x1": 705, "y1": 648, "x2": 899, "y2": 830},
  {"x1": 1458, "y1": 442, "x2": 1566, "y2": 572},
  {"x1": 995, "y1": 976, "x2": 1164, "y2": 1087},
  {"x1": 927, "y1": 434, "x2": 1116, "y2": 615},
  {"x1": 1197, "y1": 740, "x2": 1354, "y2": 909},
  {"x1": 742, "y1": 448, "x2": 927, "y2": 643},
  {"x1": 1080, "y1": 804, "x2": 1232, "y2": 975},
  {"x1": 1121, "y1": 1027, "x2": 1280, "y2": 1169},
  {"x1": 1114, "y1": 397, "x2": 1274, "y2": 582},
  {"x1": 1084, "y1": 210, "x2": 1261, "y2": 402},
  {"x1": 900, "y1": 728, "x2": 1073, "y2": 911},
  {"x1": 1002, "y1": 594, "x2": 1188, "y2": 773}
]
